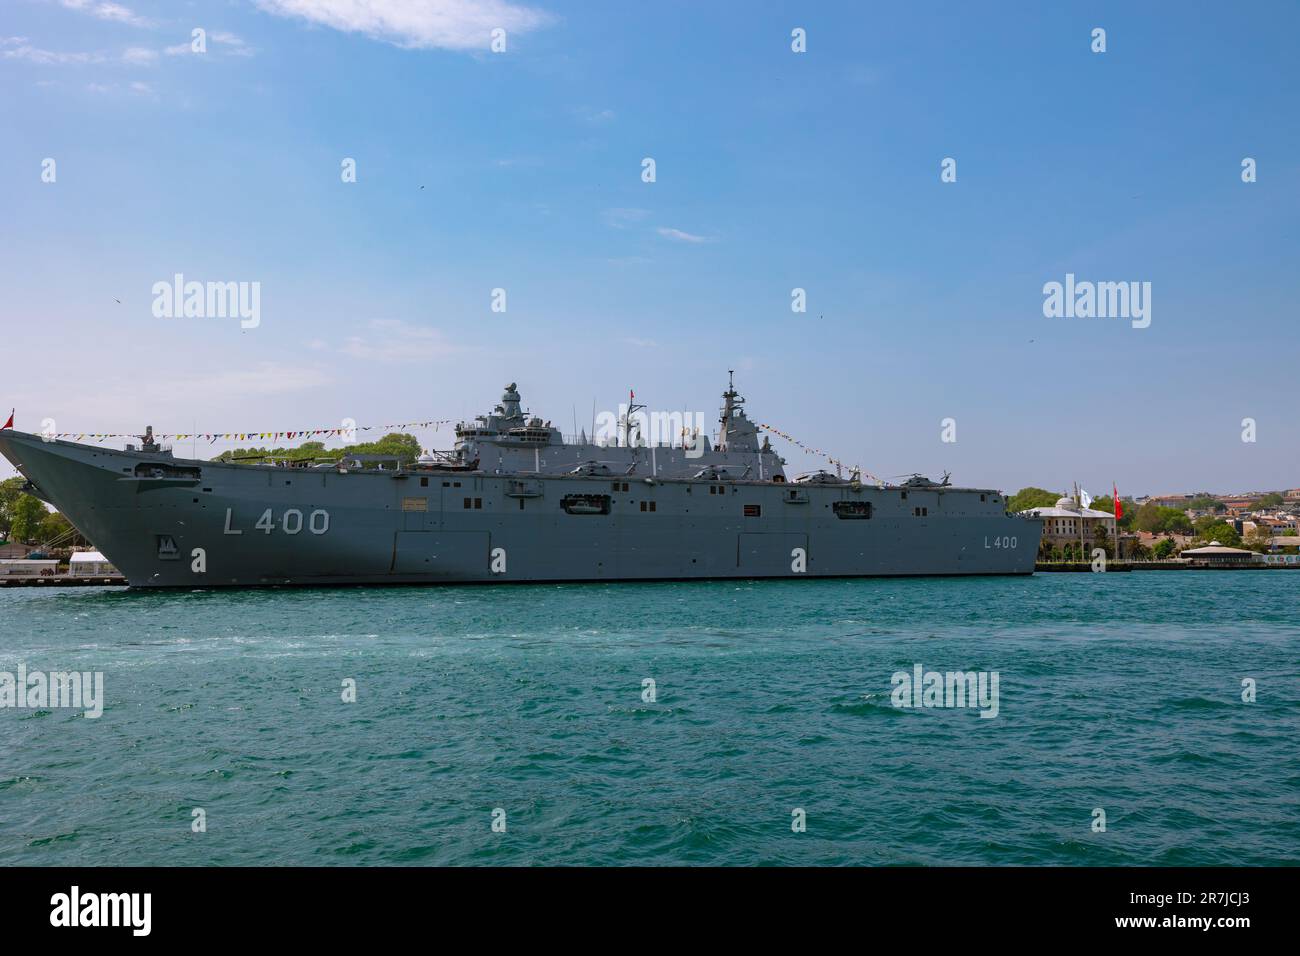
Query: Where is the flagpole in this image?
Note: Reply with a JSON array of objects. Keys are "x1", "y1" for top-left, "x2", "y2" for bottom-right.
[
  {"x1": 1113, "y1": 482, "x2": 1120, "y2": 561},
  {"x1": 1076, "y1": 481, "x2": 1084, "y2": 562}
]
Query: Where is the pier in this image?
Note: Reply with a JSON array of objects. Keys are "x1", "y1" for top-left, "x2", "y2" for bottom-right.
[
  {"x1": 0, "y1": 575, "x2": 126, "y2": 587},
  {"x1": 1034, "y1": 561, "x2": 1296, "y2": 572}
]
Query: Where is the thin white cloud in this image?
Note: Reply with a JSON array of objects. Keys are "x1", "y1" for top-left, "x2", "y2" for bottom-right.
[
  {"x1": 212, "y1": 32, "x2": 255, "y2": 56},
  {"x1": 49, "y1": 363, "x2": 332, "y2": 414},
  {"x1": 121, "y1": 46, "x2": 157, "y2": 65},
  {"x1": 84, "y1": 79, "x2": 159, "y2": 97},
  {"x1": 3, "y1": 38, "x2": 105, "y2": 65},
  {"x1": 166, "y1": 32, "x2": 255, "y2": 58},
  {"x1": 255, "y1": 0, "x2": 553, "y2": 51},
  {"x1": 3, "y1": 30, "x2": 254, "y2": 69},
  {"x1": 336, "y1": 320, "x2": 461, "y2": 363},
  {"x1": 656, "y1": 227, "x2": 715, "y2": 244},
  {"x1": 186, "y1": 363, "x2": 333, "y2": 397},
  {"x1": 3, "y1": 36, "x2": 166, "y2": 68},
  {"x1": 603, "y1": 207, "x2": 650, "y2": 229},
  {"x1": 58, "y1": 1, "x2": 153, "y2": 29},
  {"x1": 573, "y1": 105, "x2": 615, "y2": 124}
]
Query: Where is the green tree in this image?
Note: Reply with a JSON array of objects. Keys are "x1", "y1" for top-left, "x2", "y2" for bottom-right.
[
  {"x1": 0, "y1": 476, "x2": 27, "y2": 539},
  {"x1": 1092, "y1": 524, "x2": 1113, "y2": 557},
  {"x1": 1132, "y1": 502, "x2": 1160, "y2": 532},
  {"x1": 1133, "y1": 502, "x2": 1191, "y2": 534},
  {"x1": 1153, "y1": 538, "x2": 1177, "y2": 560},
  {"x1": 37, "y1": 510, "x2": 86, "y2": 548},
  {"x1": 213, "y1": 433, "x2": 422, "y2": 467},
  {"x1": 1007, "y1": 487, "x2": 1060, "y2": 512},
  {"x1": 1193, "y1": 515, "x2": 1242, "y2": 539},
  {"x1": 1256, "y1": 492, "x2": 1284, "y2": 508},
  {"x1": 1243, "y1": 526, "x2": 1274, "y2": 553},
  {"x1": 1187, "y1": 495, "x2": 1226, "y2": 513},
  {"x1": 1087, "y1": 494, "x2": 1137, "y2": 530},
  {"x1": 9, "y1": 494, "x2": 47, "y2": 544},
  {"x1": 1191, "y1": 520, "x2": 1241, "y2": 548},
  {"x1": 363, "y1": 433, "x2": 423, "y2": 462}
]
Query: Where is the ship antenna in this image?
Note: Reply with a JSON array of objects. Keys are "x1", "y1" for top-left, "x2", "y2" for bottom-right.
[{"x1": 623, "y1": 388, "x2": 646, "y2": 447}]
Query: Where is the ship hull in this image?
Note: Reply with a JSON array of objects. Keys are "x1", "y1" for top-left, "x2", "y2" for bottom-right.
[{"x1": 0, "y1": 431, "x2": 1042, "y2": 588}]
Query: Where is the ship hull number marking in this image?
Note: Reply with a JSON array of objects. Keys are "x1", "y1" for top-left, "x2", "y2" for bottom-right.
[{"x1": 224, "y1": 508, "x2": 330, "y2": 535}]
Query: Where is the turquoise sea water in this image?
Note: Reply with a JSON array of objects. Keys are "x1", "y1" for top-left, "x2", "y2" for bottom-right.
[{"x1": 0, "y1": 572, "x2": 1297, "y2": 866}]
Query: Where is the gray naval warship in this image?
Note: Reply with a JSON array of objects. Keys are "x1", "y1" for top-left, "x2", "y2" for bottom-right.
[{"x1": 0, "y1": 377, "x2": 1041, "y2": 588}]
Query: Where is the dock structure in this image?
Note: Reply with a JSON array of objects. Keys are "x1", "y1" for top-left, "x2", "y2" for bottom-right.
[
  {"x1": 1034, "y1": 562, "x2": 1135, "y2": 572},
  {"x1": 0, "y1": 574, "x2": 126, "y2": 587},
  {"x1": 1034, "y1": 561, "x2": 1296, "y2": 572}
]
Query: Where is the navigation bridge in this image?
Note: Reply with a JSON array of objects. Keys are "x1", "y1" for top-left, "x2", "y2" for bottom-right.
[{"x1": 440, "y1": 377, "x2": 787, "y2": 482}]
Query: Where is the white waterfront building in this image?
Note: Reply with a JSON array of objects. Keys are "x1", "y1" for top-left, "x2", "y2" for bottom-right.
[
  {"x1": 68, "y1": 550, "x2": 120, "y2": 576},
  {"x1": 1027, "y1": 496, "x2": 1117, "y2": 550}
]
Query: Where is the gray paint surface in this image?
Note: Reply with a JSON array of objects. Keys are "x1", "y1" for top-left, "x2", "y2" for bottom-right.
[{"x1": 0, "y1": 382, "x2": 1041, "y2": 588}]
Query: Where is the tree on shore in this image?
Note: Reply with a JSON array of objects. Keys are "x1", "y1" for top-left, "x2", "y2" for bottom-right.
[
  {"x1": 37, "y1": 510, "x2": 87, "y2": 548},
  {"x1": 0, "y1": 476, "x2": 26, "y2": 539},
  {"x1": 1133, "y1": 502, "x2": 1192, "y2": 535},
  {"x1": 1153, "y1": 538, "x2": 1177, "y2": 560},
  {"x1": 1007, "y1": 487, "x2": 1059, "y2": 512},
  {"x1": 1127, "y1": 540, "x2": 1152, "y2": 560},
  {"x1": 1243, "y1": 526, "x2": 1274, "y2": 553},
  {"x1": 213, "y1": 433, "x2": 423, "y2": 467},
  {"x1": 1190, "y1": 517, "x2": 1241, "y2": 548},
  {"x1": 8, "y1": 494, "x2": 47, "y2": 544},
  {"x1": 1086, "y1": 494, "x2": 1137, "y2": 530}
]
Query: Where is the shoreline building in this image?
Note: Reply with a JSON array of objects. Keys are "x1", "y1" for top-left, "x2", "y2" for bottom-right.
[
  {"x1": 1027, "y1": 496, "x2": 1117, "y2": 555},
  {"x1": 1179, "y1": 543, "x2": 1261, "y2": 567},
  {"x1": 68, "y1": 550, "x2": 120, "y2": 577}
]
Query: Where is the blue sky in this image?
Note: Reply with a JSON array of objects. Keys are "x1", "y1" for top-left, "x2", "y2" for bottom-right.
[{"x1": 2, "y1": 0, "x2": 1297, "y2": 495}]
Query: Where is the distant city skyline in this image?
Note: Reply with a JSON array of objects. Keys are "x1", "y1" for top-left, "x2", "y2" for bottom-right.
[{"x1": 2, "y1": 0, "x2": 1298, "y2": 493}]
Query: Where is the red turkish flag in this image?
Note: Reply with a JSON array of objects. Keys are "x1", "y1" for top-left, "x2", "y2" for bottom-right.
[{"x1": 1113, "y1": 483, "x2": 1122, "y2": 519}]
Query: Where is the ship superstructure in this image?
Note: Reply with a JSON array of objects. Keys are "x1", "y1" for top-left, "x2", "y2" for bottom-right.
[{"x1": 441, "y1": 377, "x2": 783, "y2": 481}]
